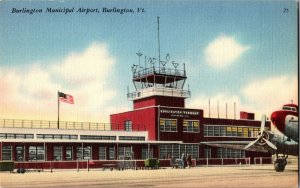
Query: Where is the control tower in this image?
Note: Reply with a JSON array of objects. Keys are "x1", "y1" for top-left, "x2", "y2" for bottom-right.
[
  {"x1": 127, "y1": 17, "x2": 190, "y2": 109},
  {"x1": 127, "y1": 58, "x2": 190, "y2": 109}
]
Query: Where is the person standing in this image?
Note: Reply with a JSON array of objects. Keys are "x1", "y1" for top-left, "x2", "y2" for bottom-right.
[
  {"x1": 181, "y1": 153, "x2": 186, "y2": 169},
  {"x1": 187, "y1": 154, "x2": 192, "y2": 168}
]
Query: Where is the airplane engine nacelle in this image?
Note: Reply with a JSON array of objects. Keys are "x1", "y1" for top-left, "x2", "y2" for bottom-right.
[{"x1": 258, "y1": 131, "x2": 270, "y2": 146}]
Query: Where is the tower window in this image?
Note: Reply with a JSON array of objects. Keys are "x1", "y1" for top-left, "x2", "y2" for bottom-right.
[
  {"x1": 160, "y1": 118, "x2": 177, "y2": 132},
  {"x1": 124, "y1": 120, "x2": 132, "y2": 131},
  {"x1": 183, "y1": 120, "x2": 199, "y2": 133}
]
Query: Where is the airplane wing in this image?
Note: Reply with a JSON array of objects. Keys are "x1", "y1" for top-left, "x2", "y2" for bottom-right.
[{"x1": 200, "y1": 141, "x2": 269, "y2": 153}]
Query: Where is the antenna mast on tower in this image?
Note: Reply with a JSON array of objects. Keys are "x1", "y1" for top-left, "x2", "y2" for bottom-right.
[
  {"x1": 226, "y1": 102, "x2": 228, "y2": 119},
  {"x1": 234, "y1": 102, "x2": 236, "y2": 119},
  {"x1": 217, "y1": 101, "x2": 219, "y2": 119},
  {"x1": 157, "y1": 16, "x2": 161, "y2": 70},
  {"x1": 209, "y1": 99, "x2": 211, "y2": 118},
  {"x1": 136, "y1": 50, "x2": 143, "y2": 72}
]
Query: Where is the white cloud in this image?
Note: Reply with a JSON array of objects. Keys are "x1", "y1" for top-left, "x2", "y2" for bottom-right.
[
  {"x1": 51, "y1": 43, "x2": 114, "y2": 86},
  {"x1": 0, "y1": 42, "x2": 120, "y2": 122},
  {"x1": 205, "y1": 34, "x2": 250, "y2": 69},
  {"x1": 51, "y1": 42, "x2": 118, "y2": 121},
  {"x1": 187, "y1": 75, "x2": 298, "y2": 120},
  {"x1": 242, "y1": 75, "x2": 298, "y2": 118}
]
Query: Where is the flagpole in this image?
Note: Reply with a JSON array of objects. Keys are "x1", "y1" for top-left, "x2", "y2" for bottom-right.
[{"x1": 58, "y1": 91, "x2": 60, "y2": 129}]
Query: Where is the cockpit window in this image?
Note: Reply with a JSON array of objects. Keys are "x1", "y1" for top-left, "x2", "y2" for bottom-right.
[{"x1": 282, "y1": 106, "x2": 297, "y2": 112}]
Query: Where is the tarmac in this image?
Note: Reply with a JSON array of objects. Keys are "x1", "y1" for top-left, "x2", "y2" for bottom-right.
[{"x1": 0, "y1": 164, "x2": 298, "y2": 188}]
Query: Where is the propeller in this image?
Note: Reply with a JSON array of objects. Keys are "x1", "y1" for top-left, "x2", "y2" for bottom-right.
[{"x1": 244, "y1": 114, "x2": 277, "y2": 151}]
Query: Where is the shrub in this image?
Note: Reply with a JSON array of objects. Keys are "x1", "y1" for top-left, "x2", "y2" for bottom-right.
[
  {"x1": 145, "y1": 158, "x2": 159, "y2": 169},
  {"x1": 0, "y1": 161, "x2": 14, "y2": 172}
]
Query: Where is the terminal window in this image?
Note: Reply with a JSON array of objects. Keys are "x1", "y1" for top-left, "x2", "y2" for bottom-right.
[
  {"x1": 183, "y1": 120, "x2": 199, "y2": 132},
  {"x1": 160, "y1": 119, "x2": 177, "y2": 132},
  {"x1": 99, "y1": 146, "x2": 106, "y2": 160},
  {"x1": 29, "y1": 146, "x2": 45, "y2": 161},
  {"x1": 217, "y1": 148, "x2": 245, "y2": 158},
  {"x1": 66, "y1": 147, "x2": 73, "y2": 161},
  {"x1": 204, "y1": 148, "x2": 211, "y2": 158},
  {"x1": 118, "y1": 146, "x2": 132, "y2": 160},
  {"x1": 76, "y1": 146, "x2": 92, "y2": 160},
  {"x1": 109, "y1": 147, "x2": 115, "y2": 160},
  {"x1": 204, "y1": 125, "x2": 260, "y2": 138},
  {"x1": 160, "y1": 144, "x2": 198, "y2": 159},
  {"x1": 53, "y1": 146, "x2": 63, "y2": 161},
  {"x1": 16, "y1": 146, "x2": 24, "y2": 161},
  {"x1": 142, "y1": 148, "x2": 153, "y2": 159},
  {"x1": 2, "y1": 145, "x2": 12, "y2": 161}
]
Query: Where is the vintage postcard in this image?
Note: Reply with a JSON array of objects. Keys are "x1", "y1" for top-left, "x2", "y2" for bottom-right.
[{"x1": 0, "y1": 0, "x2": 298, "y2": 187}]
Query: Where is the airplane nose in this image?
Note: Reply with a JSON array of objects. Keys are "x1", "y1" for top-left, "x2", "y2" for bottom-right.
[{"x1": 270, "y1": 113, "x2": 277, "y2": 124}]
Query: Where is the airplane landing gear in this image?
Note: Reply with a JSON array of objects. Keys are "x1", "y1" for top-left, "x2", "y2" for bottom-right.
[{"x1": 274, "y1": 154, "x2": 288, "y2": 172}]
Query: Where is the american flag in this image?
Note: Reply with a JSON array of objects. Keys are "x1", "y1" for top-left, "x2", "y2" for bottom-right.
[{"x1": 58, "y1": 91, "x2": 74, "y2": 104}]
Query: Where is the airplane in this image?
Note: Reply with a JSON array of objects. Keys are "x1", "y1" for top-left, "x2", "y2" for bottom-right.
[
  {"x1": 244, "y1": 103, "x2": 298, "y2": 172},
  {"x1": 200, "y1": 103, "x2": 298, "y2": 172}
]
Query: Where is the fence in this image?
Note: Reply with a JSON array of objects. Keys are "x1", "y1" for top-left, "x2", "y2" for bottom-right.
[
  {"x1": 127, "y1": 86, "x2": 191, "y2": 100},
  {"x1": 133, "y1": 67, "x2": 186, "y2": 78},
  {"x1": 253, "y1": 157, "x2": 298, "y2": 165},
  {"x1": 13, "y1": 159, "x2": 174, "y2": 172},
  {"x1": 12, "y1": 157, "x2": 273, "y2": 172},
  {"x1": 195, "y1": 158, "x2": 251, "y2": 166},
  {"x1": 0, "y1": 119, "x2": 146, "y2": 131},
  {"x1": 253, "y1": 157, "x2": 273, "y2": 165}
]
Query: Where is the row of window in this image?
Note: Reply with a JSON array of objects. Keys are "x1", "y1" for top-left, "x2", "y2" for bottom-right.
[
  {"x1": 204, "y1": 125, "x2": 260, "y2": 138},
  {"x1": 159, "y1": 119, "x2": 200, "y2": 133},
  {"x1": 37, "y1": 134, "x2": 78, "y2": 140},
  {"x1": 0, "y1": 133, "x2": 143, "y2": 141},
  {"x1": 3, "y1": 146, "x2": 46, "y2": 161},
  {"x1": 80, "y1": 135, "x2": 116, "y2": 140},
  {"x1": 2, "y1": 145, "x2": 247, "y2": 161},
  {"x1": 0, "y1": 133, "x2": 34, "y2": 139},
  {"x1": 204, "y1": 148, "x2": 245, "y2": 158},
  {"x1": 119, "y1": 136, "x2": 145, "y2": 141},
  {"x1": 3, "y1": 145, "x2": 153, "y2": 161},
  {"x1": 2, "y1": 145, "x2": 151, "y2": 161},
  {"x1": 217, "y1": 148, "x2": 245, "y2": 158},
  {"x1": 159, "y1": 144, "x2": 199, "y2": 159},
  {"x1": 2, "y1": 145, "x2": 114, "y2": 161},
  {"x1": 2, "y1": 125, "x2": 259, "y2": 140},
  {"x1": 53, "y1": 146, "x2": 113, "y2": 161}
]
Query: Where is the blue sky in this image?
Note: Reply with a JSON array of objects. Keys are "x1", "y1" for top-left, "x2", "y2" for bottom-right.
[{"x1": 0, "y1": 0, "x2": 298, "y2": 122}]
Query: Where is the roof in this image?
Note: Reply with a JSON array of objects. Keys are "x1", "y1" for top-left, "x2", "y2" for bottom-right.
[{"x1": 200, "y1": 141, "x2": 269, "y2": 153}]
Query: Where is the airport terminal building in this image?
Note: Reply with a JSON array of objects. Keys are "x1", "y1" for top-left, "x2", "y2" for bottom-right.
[
  {"x1": 0, "y1": 63, "x2": 271, "y2": 169},
  {"x1": 110, "y1": 64, "x2": 271, "y2": 161}
]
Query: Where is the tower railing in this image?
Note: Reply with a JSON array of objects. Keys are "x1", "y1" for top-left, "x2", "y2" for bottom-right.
[
  {"x1": 127, "y1": 86, "x2": 191, "y2": 100},
  {"x1": 133, "y1": 67, "x2": 185, "y2": 78}
]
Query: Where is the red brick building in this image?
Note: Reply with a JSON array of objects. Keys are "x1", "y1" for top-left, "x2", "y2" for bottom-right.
[{"x1": 110, "y1": 64, "x2": 271, "y2": 162}]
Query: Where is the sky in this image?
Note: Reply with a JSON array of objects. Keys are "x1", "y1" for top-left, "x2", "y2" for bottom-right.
[{"x1": 0, "y1": 0, "x2": 298, "y2": 122}]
